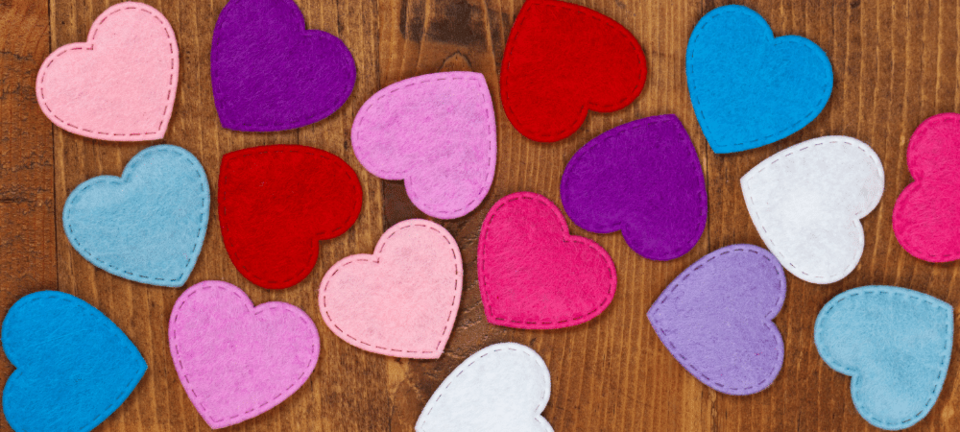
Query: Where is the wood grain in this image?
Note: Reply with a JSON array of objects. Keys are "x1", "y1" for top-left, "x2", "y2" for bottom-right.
[{"x1": 3, "y1": 0, "x2": 960, "y2": 430}]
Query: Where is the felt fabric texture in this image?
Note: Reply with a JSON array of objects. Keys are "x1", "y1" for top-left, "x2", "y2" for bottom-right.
[
  {"x1": 686, "y1": 5, "x2": 833, "y2": 154},
  {"x1": 815, "y1": 286, "x2": 953, "y2": 430},
  {"x1": 211, "y1": 0, "x2": 356, "y2": 132},
  {"x1": 893, "y1": 113, "x2": 960, "y2": 262},
  {"x1": 560, "y1": 114, "x2": 706, "y2": 261},
  {"x1": 2, "y1": 291, "x2": 147, "y2": 432},
  {"x1": 218, "y1": 145, "x2": 363, "y2": 289},
  {"x1": 351, "y1": 72, "x2": 497, "y2": 219},
  {"x1": 478, "y1": 192, "x2": 617, "y2": 329},
  {"x1": 319, "y1": 219, "x2": 462, "y2": 359},
  {"x1": 35, "y1": 2, "x2": 178, "y2": 141},
  {"x1": 63, "y1": 144, "x2": 210, "y2": 288},
  {"x1": 741, "y1": 136, "x2": 884, "y2": 284},
  {"x1": 647, "y1": 244, "x2": 786, "y2": 396},
  {"x1": 416, "y1": 342, "x2": 553, "y2": 432},
  {"x1": 169, "y1": 280, "x2": 320, "y2": 429},
  {"x1": 499, "y1": 0, "x2": 647, "y2": 142}
]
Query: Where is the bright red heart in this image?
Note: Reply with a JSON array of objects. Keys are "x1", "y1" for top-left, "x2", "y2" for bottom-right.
[
  {"x1": 500, "y1": 0, "x2": 647, "y2": 143},
  {"x1": 218, "y1": 145, "x2": 363, "y2": 289}
]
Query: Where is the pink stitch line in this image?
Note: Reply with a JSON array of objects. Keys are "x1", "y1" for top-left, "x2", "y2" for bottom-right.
[
  {"x1": 218, "y1": 146, "x2": 362, "y2": 286},
  {"x1": 36, "y1": 3, "x2": 178, "y2": 139},
  {"x1": 741, "y1": 138, "x2": 883, "y2": 281},
  {"x1": 418, "y1": 344, "x2": 551, "y2": 430},
  {"x1": 478, "y1": 192, "x2": 616, "y2": 326},
  {"x1": 319, "y1": 220, "x2": 462, "y2": 358},
  {"x1": 501, "y1": 0, "x2": 645, "y2": 139},
  {"x1": 351, "y1": 72, "x2": 496, "y2": 218}
]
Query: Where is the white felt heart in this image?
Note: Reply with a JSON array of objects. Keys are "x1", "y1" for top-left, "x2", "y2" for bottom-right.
[
  {"x1": 416, "y1": 342, "x2": 553, "y2": 432},
  {"x1": 741, "y1": 136, "x2": 884, "y2": 284}
]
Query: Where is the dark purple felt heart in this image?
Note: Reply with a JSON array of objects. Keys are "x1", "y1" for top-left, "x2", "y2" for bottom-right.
[
  {"x1": 211, "y1": 0, "x2": 356, "y2": 132},
  {"x1": 647, "y1": 244, "x2": 786, "y2": 396},
  {"x1": 560, "y1": 114, "x2": 706, "y2": 261}
]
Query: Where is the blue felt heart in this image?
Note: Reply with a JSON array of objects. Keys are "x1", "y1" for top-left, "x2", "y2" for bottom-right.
[
  {"x1": 686, "y1": 5, "x2": 833, "y2": 154},
  {"x1": 2, "y1": 291, "x2": 147, "y2": 432},
  {"x1": 815, "y1": 286, "x2": 953, "y2": 430},
  {"x1": 63, "y1": 144, "x2": 210, "y2": 287}
]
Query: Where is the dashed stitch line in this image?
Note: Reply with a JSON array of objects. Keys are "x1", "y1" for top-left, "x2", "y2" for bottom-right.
[{"x1": 352, "y1": 72, "x2": 496, "y2": 218}]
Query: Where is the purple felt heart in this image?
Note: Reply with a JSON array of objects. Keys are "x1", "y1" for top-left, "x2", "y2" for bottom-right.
[
  {"x1": 560, "y1": 114, "x2": 706, "y2": 261},
  {"x1": 211, "y1": 0, "x2": 356, "y2": 132},
  {"x1": 647, "y1": 244, "x2": 786, "y2": 396}
]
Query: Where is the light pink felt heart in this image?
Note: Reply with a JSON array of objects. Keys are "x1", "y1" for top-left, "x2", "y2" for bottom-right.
[
  {"x1": 36, "y1": 2, "x2": 178, "y2": 141},
  {"x1": 351, "y1": 72, "x2": 497, "y2": 219},
  {"x1": 478, "y1": 192, "x2": 617, "y2": 330},
  {"x1": 319, "y1": 219, "x2": 462, "y2": 359},
  {"x1": 169, "y1": 281, "x2": 319, "y2": 429}
]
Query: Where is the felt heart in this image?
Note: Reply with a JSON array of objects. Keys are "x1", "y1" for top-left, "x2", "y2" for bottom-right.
[
  {"x1": 741, "y1": 136, "x2": 884, "y2": 284},
  {"x1": 647, "y1": 244, "x2": 786, "y2": 395},
  {"x1": 211, "y1": 0, "x2": 356, "y2": 132},
  {"x1": 169, "y1": 280, "x2": 320, "y2": 429},
  {"x1": 500, "y1": 0, "x2": 647, "y2": 142},
  {"x1": 2, "y1": 291, "x2": 147, "y2": 432},
  {"x1": 560, "y1": 114, "x2": 706, "y2": 261},
  {"x1": 893, "y1": 113, "x2": 960, "y2": 262},
  {"x1": 815, "y1": 286, "x2": 953, "y2": 430},
  {"x1": 687, "y1": 5, "x2": 833, "y2": 154},
  {"x1": 35, "y1": 2, "x2": 178, "y2": 141},
  {"x1": 351, "y1": 72, "x2": 496, "y2": 219},
  {"x1": 63, "y1": 144, "x2": 210, "y2": 287},
  {"x1": 478, "y1": 192, "x2": 616, "y2": 329},
  {"x1": 416, "y1": 342, "x2": 553, "y2": 432},
  {"x1": 218, "y1": 145, "x2": 363, "y2": 289},
  {"x1": 319, "y1": 219, "x2": 462, "y2": 359}
]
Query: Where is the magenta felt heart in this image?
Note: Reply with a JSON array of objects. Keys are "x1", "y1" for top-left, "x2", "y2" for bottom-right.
[
  {"x1": 169, "y1": 281, "x2": 320, "y2": 429},
  {"x1": 478, "y1": 192, "x2": 617, "y2": 329}
]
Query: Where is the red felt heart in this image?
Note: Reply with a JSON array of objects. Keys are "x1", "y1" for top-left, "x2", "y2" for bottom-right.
[
  {"x1": 500, "y1": 0, "x2": 647, "y2": 143},
  {"x1": 218, "y1": 145, "x2": 363, "y2": 289}
]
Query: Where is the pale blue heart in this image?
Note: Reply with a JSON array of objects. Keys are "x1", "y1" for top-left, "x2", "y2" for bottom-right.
[
  {"x1": 63, "y1": 144, "x2": 210, "y2": 287},
  {"x1": 686, "y1": 5, "x2": 833, "y2": 154},
  {"x1": 815, "y1": 286, "x2": 953, "y2": 430}
]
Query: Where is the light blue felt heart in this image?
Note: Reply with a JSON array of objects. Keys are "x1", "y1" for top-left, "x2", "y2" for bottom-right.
[
  {"x1": 815, "y1": 286, "x2": 953, "y2": 430},
  {"x1": 686, "y1": 5, "x2": 833, "y2": 154},
  {"x1": 2, "y1": 291, "x2": 147, "y2": 432},
  {"x1": 63, "y1": 144, "x2": 210, "y2": 287}
]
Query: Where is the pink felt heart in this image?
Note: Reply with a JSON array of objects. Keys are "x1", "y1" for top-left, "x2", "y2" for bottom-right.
[
  {"x1": 351, "y1": 72, "x2": 497, "y2": 219},
  {"x1": 478, "y1": 192, "x2": 617, "y2": 329},
  {"x1": 319, "y1": 219, "x2": 462, "y2": 359},
  {"x1": 169, "y1": 281, "x2": 320, "y2": 429},
  {"x1": 36, "y1": 2, "x2": 178, "y2": 141}
]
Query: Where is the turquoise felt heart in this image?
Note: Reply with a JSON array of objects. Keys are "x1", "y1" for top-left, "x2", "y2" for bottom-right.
[
  {"x1": 815, "y1": 286, "x2": 953, "y2": 430},
  {"x1": 63, "y1": 144, "x2": 210, "y2": 287},
  {"x1": 2, "y1": 291, "x2": 147, "y2": 432},
  {"x1": 686, "y1": 5, "x2": 833, "y2": 154}
]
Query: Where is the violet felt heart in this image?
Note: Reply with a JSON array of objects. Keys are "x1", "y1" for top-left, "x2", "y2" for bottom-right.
[
  {"x1": 319, "y1": 219, "x2": 462, "y2": 359},
  {"x1": 647, "y1": 244, "x2": 786, "y2": 395},
  {"x1": 169, "y1": 280, "x2": 320, "y2": 429},
  {"x1": 352, "y1": 72, "x2": 497, "y2": 219},
  {"x1": 211, "y1": 0, "x2": 356, "y2": 132},
  {"x1": 560, "y1": 114, "x2": 707, "y2": 261}
]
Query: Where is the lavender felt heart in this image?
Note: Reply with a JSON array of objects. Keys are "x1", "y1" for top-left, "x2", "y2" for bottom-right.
[
  {"x1": 647, "y1": 244, "x2": 786, "y2": 395},
  {"x1": 211, "y1": 0, "x2": 356, "y2": 132},
  {"x1": 560, "y1": 114, "x2": 706, "y2": 261}
]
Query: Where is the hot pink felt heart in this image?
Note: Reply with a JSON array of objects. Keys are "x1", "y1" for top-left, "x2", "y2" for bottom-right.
[
  {"x1": 169, "y1": 280, "x2": 320, "y2": 429},
  {"x1": 478, "y1": 192, "x2": 617, "y2": 329},
  {"x1": 36, "y1": 2, "x2": 178, "y2": 141},
  {"x1": 893, "y1": 113, "x2": 960, "y2": 262},
  {"x1": 319, "y1": 219, "x2": 462, "y2": 359},
  {"x1": 351, "y1": 72, "x2": 497, "y2": 219}
]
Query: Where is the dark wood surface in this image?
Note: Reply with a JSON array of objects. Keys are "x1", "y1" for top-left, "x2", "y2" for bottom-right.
[{"x1": 3, "y1": 0, "x2": 960, "y2": 430}]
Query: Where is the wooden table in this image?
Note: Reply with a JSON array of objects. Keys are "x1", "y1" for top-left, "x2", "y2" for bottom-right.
[{"x1": 2, "y1": 0, "x2": 960, "y2": 430}]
